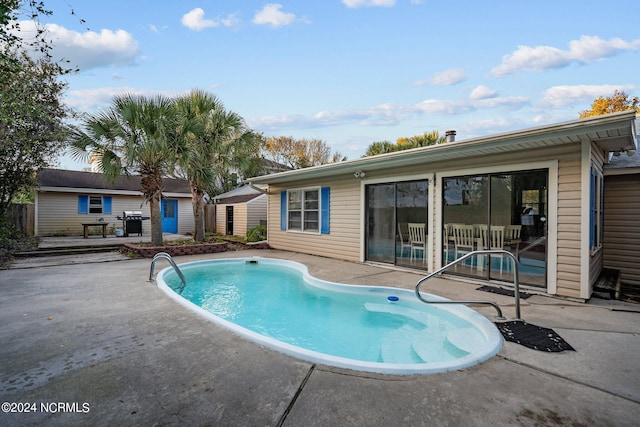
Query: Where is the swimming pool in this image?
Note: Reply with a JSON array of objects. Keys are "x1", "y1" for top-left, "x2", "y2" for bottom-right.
[{"x1": 156, "y1": 257, "x2": 503, "y2": 375}]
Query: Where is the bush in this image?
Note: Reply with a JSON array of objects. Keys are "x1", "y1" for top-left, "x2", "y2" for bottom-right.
[{"x1": 246, "y1": 225, "x2": 266, "y2": 242}]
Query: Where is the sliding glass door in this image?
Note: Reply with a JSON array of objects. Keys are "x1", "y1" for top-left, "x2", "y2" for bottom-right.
[
  {"x1": 366, "y1": 180, "x2": 429, "y2": 268},
  {"x1": 443, "y1": 170, "x2": 547, "y2": 287}
]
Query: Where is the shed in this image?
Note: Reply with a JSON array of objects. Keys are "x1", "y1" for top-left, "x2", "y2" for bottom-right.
[{"x1": 212, "y1": 185, "x2": 267, "y2": 237}]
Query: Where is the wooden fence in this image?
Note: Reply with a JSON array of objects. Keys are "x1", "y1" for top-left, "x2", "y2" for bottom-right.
[
  {"x1": 9, "y1": 204, "x2": 35, "y2": 236},
  {"x1": 204, "y1": 204, "x2": 216, "y2": 233}
]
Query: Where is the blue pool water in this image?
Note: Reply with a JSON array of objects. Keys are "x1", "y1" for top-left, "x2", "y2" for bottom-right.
[{"x1": 157, "y1": 257, "x2": 502, "y2": 374}]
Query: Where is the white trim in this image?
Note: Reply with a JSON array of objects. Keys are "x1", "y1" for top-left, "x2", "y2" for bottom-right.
[
  {"x1": 435, "y1": 160, "x2": 558, "y2": 294},
  {"x1": 580, "y1": 140, "x2": 591, "y2": 299},
  {"x1": 358, "y1": 172, "x2": 434, "y2": 264}
]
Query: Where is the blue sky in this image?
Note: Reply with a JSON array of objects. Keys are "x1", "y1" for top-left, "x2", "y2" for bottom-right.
[{"x1": 25, "y1": 0, "x2": 640, "y2": 170}]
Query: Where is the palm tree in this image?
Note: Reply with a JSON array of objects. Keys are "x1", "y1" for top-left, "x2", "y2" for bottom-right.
[
  {"x1": 69, "y1": 94, "x2": 178, "y2": 246},
  {"x1": 175, "y1": 90, "x2": 259, "y2": 242}
]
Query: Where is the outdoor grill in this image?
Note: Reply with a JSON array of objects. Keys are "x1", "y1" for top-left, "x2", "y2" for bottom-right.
[{"x1": 117, "y1": 210, "x2": 147, "y2": 237}]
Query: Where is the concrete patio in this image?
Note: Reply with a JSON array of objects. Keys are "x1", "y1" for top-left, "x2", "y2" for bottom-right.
[{"x1": 0, "y1": 244, "x2": 639, "y2": 426}]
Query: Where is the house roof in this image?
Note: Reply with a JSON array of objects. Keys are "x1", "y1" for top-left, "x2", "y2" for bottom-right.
[
  {"x1": 604, "y1": 149, "x2": 640, "y2": 175},
  {"x1": 248, "y1": 111, "x2": 638, "y2": 185},
  {"x1": 37, "y1": 169, "x2": 191, "y2": 194},
  {"x1": 213, "y1": 184, "x2": 265, "y2": 204}
]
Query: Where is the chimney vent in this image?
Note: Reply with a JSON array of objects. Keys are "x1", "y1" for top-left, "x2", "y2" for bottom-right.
[{"x1": 445, "y1": 130, "x2": 456, "y2": 143}]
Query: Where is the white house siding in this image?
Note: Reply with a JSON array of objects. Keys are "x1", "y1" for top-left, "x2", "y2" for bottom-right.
[
  {"x1": 36, "y1": 191, "x2": 194, "y2": 237},
  {"x1": 267, "y1": 178, "x2": 361, "y2": 262},
  {"x1": 603, "y1": 174, "x2": 640, "y2": 286},
  {"x1": 247, "y1": 195, "x2": 267, "y2": 229},
  {"x1": 175, "y1": 198, "x2": 195, "y2": 235}
]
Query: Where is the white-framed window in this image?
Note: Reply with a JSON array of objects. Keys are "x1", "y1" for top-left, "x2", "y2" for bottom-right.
[
  {"x1": 280, "y1": 187, "x2": 330, "y2": 234},
  {"x1": 287, "y1": 189, "x2": 319, "y2": 232},
  {"x1": 78, "y1": 195, "x2": 112, "y2": 215}
]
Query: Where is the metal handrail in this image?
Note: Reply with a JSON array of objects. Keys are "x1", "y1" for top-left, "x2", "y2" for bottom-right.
[
  {"x1": 415, "y1": 249, "x2": 522, "y2": 320},
  {"x1": 149, "y1": 252, "x2": 186, "y2": 294}
]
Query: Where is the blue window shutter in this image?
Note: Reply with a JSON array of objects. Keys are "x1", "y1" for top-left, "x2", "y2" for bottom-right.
[
  {"x1": 320, "y1": 187, "x2": 330, "y2": 234},
  {"x1": 103, "y1": 196, "x2": 112, "y2": 214},
  {"x1": 78, "y1": 195, "x2": 88, "y2": 214},
  {"x1": 280, "y1": 191, "x2": 287, "y2": 231}
]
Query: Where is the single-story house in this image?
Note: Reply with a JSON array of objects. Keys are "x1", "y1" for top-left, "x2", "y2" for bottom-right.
[
  {"x1": 35, "y1": 169, "x2": 194, "y2": 237},
  {"x1": 603, "y1": 149, "x2": 640, "y2": 287},
  {"x1": 212, "y1": 185, "x2": 267, "y2": 237},
  {"x1": 248, "y1": 111, "x2": 638, "y2": 301}
]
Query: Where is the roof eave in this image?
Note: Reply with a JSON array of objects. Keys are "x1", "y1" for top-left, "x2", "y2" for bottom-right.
[{"x1": 248, "y1": 111, "x2": 637, "y2": 185}]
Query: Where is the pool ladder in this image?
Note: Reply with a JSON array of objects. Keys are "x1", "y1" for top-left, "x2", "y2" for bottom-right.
[
  {"x1": 149, "y1": 252, "x2": 186, "y2": 294},
  {"x1": 414, "y1": 249, "x2": 523, "y2": 320}
]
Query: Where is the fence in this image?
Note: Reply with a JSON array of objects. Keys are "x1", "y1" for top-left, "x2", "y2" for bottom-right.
[
  {"x1": 9, "y1": 204, "x2": 35, "y2": 236},
  {"x1": 204, "y1": 204, "x2": 216, "y2": 233}
]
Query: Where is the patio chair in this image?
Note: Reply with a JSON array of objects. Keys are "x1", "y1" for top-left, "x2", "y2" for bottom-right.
[
  {"x1": 408, "y1": 223, "x2": 427, "y2": 265},
  {"x1": 453, "y1": 224, "x2": 476, "y2": 269},
  {"x1": 477, "y1": 225, "x2": 505, "y2": 272},
  {"x1": 397, "y1": 223, "x2": 411, "y2": 258}
]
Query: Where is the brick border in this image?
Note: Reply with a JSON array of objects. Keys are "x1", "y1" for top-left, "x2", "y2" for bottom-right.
[{"x1": 123, "y1": 242, "x2": 229, "y2": 258}]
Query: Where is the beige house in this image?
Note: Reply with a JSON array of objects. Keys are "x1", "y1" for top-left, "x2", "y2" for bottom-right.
[
  {"x1": 212, "y1": 185, "x2": 267, "y2": 237},
  {"x1": 35, "y1": 169, "x2": 194, "y2": 237},
  {"x1": 248, "y1": 111, "x2": 638, "y2": 301}
]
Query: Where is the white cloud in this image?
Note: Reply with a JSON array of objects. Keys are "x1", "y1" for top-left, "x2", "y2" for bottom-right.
[
  {"x1": 424, "y1": 68, "x2": 466, "y2": 86},
  {"x1": 249, "y1": 94, "x2": 530, "y2": 131},
  {"x1": 16, "y1": 21, "x2": 139, "y2": 70},
  {"x1": 540, "y1": 84, "x2": 637, "y2": 108},
  {"x1": 181, "y1": 8, "x2": 216, "y2": 31},
  {"x1": 342, "y1": 0, "x2": 396, "y2": 7},
  {"x1": 491, "y1": 35, "x2": 640, "y2": 77},
  {"x1": 253, "y1": 4, "x2": 301, "y2": 28},
  {"x1": 65, "y1": 87, "x2": 186, "y2": 112},
  {"x1": 181, "y1": 8, "x2": 239, "y2": 31},
  {"x1": 469, "y1": 85, "x2": 497, "y2": 100}
]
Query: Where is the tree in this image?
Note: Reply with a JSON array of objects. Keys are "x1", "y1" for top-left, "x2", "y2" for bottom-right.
[
  {"x1": 175, "y1": 90, "x2": 260, "y2": 242},
  {"x1": 0, "y1": 1, "x2": 74, "y2": 227},
  {"x1": 69, "y1": 95, "x2": 178, "y2": 246},
  {"x1": 364, "y1": 140, "x2": 397, "y2": 156},
  {"x1": 364, "y1": 131, "x2": 445, "y2": 157},
  {"x1": 263, "y1": 136, "x2": 344, "y2": 169},
  {"x1": 0, "y1": 46, "x2": 69, "y2": 222},
  {"x1": 579, "y1": 90, "x2": 640, "y2": 118}
]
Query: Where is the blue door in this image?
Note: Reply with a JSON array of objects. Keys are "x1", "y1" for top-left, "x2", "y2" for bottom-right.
[{"x1": 161, "y1": 199, "x2": 178, "y2": 233}]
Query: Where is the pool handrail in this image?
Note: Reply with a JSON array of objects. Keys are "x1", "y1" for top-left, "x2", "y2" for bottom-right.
[
  {"x1": 415, "y1": 249, "x2": 522, "y2": 320},
  {"x1": 149, "y1": 252, "x2": 186, "y2": 294}
]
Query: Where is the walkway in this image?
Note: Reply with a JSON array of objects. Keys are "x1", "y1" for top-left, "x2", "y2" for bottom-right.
[{"x1": 0, "y1": 248, "x2": 639, "y2": 426}]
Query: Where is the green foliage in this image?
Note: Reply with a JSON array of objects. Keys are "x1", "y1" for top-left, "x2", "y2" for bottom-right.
[
  {"x1": 246, "y1": 225, "x2": 266, "y2": 242},
  {"x1": 364, "y1": 131, "x2": 445, "y2": 157}
]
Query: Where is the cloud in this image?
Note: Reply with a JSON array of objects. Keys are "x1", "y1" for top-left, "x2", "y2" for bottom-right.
[
  {"x1": 65, "y1": 87, "x2": 186, "y2": 112},
  {"x1": 253, "y1": 4, "x2": 303, "y2": 27},
  {"x1": 16, "y1": 21, "x2": 139, "y2": 70},
  {"x1": 342, "y1": 0, "x2": 396, "y2": 7},
  {"x1": 540, "y1": 84, "x2": 637, "y2": 108},
  {"x1": 181, "y1": 8, "x2": 216, "y2": 31},
  {"x1": 249, "y1": 93, "x2": 529, "y2": 131},
  {"x1": 181, "y1": 8, "x2": 239, "y2": 31},
  {"x1": 491, "y1": 35, "x2": 640, "y2": 77},
  {"x1": 424, "y1": 68, "x2": 466, "y2": 86},
  {"x1": 469, "y1": 85, "x2": 497, "y2": 100}
]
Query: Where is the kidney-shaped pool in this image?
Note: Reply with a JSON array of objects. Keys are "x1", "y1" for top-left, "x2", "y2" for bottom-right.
[{"x1": 156, "y1": 257, "x2": 502, "y2": 375}]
